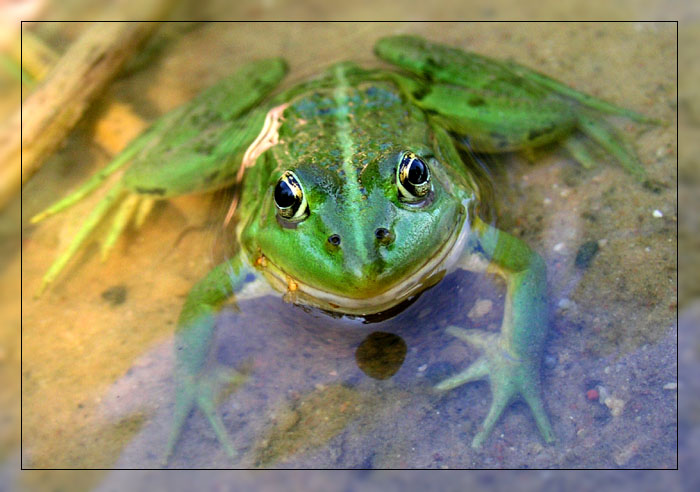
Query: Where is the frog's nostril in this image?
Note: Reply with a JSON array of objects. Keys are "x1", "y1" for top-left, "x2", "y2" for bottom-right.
[
  {"x1": 328, "y1": 234, "x2": 341, "y2": 246},
  {"x1": 375, "y1": 228, "x2": 394, "y2": 245}
]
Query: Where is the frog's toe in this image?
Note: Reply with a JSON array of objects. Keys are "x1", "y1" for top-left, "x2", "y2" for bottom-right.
[
  {"x1": 470, "y1": 382, "x2": 517, "y2": 449},
  {"x1": 444, "y1": 326, "x2": 497, "y2": 350},
  {"x1": 99, "y1": 193, "x2": 141, "y2": 261},
  {"x1": 163, "y1": 366, "x2": 247, "y2": 465},
  {"x1": 435, "y1": 326, "x2": 554, "y2": 448},
  {"x1": 37, "y1": 186, "x2": 127, "y2": 294},
  {"x1": 434, "y1": 355, "x2": 488, "y2": 391},
  {"x1": 99, "y1": 194, "x2": 156, "y2": 261},
  {"x1": 521, "y1": 380, "x2": 555, "y2": 444},
  {"x1": 577, "y1": 112, "x2": 647, "y2": 180},
  {"x1": 36, "y1": 189, "x2": 157, "y2": 294}
]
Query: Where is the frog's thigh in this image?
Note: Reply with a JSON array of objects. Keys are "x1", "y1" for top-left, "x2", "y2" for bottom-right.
[
  {"x1": 122, "y1": 58, "x2": 287, "y2": 198},
  {"x1": 121, "y1": 107, "x2": 269, "y2": 199},
  {"x1": 420, "y1": 86, "x2": 576, "y2": 153}
]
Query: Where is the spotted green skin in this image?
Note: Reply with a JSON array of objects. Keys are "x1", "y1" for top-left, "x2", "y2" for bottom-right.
[{"x1": 33, "y1": 36, "x2": 656, "y2": 465}]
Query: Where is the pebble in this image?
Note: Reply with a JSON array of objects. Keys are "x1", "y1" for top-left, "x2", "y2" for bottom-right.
[
  {"x1": 575, "y1": 241, "x2": 599, "y2": 269},
  {"x1": 586, "y1": 389, "x2": 599, "y2": 401},
  {"x1": 597, "y1": 385, "x2": 609, "y2": 401},
  {"x1": 614, "y1": 438, "x2": 645, "y2": 466},
  {"x1": 553, "y1": 242, "x2": 565, "y2": 252},
  {"x1": 652, "y1": 209, "x2": 663, "y2": 218},
  {"x1": 468, "y1": 299, "x2": 493, "y2": 319},
  {"x1": 558, "y1": 298, "x2": 573, "y2": 310},
  {"x1": 663, "y1": 382, "x2": 677, "y2": 391},
  {"x1": 544, "y1": 353, "x2": 558, "y2": 370},
  {"x1": 101, "y1": 284, "x2": 128, "y2": 306},
  {"x1": 604, "y1": 396, "x2": 625, "y2": 417}
]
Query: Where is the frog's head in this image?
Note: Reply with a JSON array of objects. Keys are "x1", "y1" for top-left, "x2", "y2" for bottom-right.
[{"x1": 249, "y1": 149, "x2": 467, "y2": 313}]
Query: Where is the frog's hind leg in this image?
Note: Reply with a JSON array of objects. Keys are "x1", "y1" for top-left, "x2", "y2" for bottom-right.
[
  {"x1": 575, "y1": 110, "x2": 646, "y2": 179},
  {"x1": 31, "y1": 134, "x2": 154, "y2": 292},
  {"x1": 503, "y1": 61, "x2": 663, "y2": 126},
  {"x1": 37, "y1": 186, "x2": 160, "y2": 293}
]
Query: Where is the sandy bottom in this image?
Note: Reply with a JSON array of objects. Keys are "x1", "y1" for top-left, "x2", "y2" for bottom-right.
[{"x1": 19, "y1": 21, "x2": 677, "y2": 470}]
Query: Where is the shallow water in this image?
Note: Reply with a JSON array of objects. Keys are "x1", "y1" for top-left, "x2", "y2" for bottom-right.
[{"x1": 20, "y1": 22, "x2": 677, "y2": 469}]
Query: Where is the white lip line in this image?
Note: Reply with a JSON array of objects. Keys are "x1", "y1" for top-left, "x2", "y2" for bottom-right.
[{"x1": 260, "y1": 210, "x2": 470, "y2": 313}]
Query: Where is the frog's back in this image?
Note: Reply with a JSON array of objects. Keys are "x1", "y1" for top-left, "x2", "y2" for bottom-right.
[{"x1": 273, "y1": 63, "x2": 434, "y2": 191}]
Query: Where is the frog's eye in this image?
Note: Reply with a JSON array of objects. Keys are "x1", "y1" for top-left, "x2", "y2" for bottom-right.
[
  {"x1": 397, "y1": 152, "x2": 431, "y2": 203},
  {"x1": 274, "y1": 171, "x2": 308, "y2": 221}
]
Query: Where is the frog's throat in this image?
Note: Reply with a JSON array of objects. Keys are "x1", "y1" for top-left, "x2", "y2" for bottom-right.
[{"x1": 259, "y1": 211, "x2": 470, "y2": 316}]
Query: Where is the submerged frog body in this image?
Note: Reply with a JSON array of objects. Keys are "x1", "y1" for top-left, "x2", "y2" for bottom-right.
[{"x1": 31, "y1": 36, "x2": 658, "y2": 464}]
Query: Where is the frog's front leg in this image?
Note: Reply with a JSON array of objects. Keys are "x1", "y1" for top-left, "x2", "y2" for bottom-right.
[
  {"x1": 164, "y1": 254, "x2": 271, "y2": 465},
  {"x1": 436, "y1": 217, "x2": 554, "y2": 449}
]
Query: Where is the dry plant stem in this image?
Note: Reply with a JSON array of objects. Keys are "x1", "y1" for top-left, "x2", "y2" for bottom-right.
[
  {"x1": 20, "y1": 21, "x2": 160, "y2": 184},
  {"x1": 10, "y1": 30, "x2": 59, "y2": 82},
  {"x1": 0, "y1": 19, "x2": 164, "y2": 209}
]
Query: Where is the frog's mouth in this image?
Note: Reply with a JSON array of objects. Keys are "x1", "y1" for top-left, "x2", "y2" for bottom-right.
[{"x1": 259, "y1": 213, "x2": 471, "y2": 316}]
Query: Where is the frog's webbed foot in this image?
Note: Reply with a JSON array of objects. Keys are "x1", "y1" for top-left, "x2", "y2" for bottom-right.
[
  {"x1": 163, "y1": 364, "x2": 249, "y2": 465},
  {"x1": 435, "y1": 326, "x2": 554, "y2": 449},
  {"x1": 31, "y1": 183, "x2": 157, "y2": 294}
]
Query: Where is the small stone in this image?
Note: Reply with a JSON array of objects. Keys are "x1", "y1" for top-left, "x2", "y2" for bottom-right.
[
  {"x1": 663, "y1": 382, "x2": 677, "y2": 391},
  {"x1": 586, "y1": 389, "x2": 599, "y2": 401},
  {"x1": 604, "y1": 396, "x2": 625, "y2": 417},
  {"x1": 614, "y1": 438, "x2": 644, "y2": 466},
  {"x1": 543, "y1": 197, "x2": 552, "y2": 205},
  {"x1": 417, "y1": 364, "x2": 428, "y2": 372},
  {"x1": 544, "y1": 353, "x2": 558, "y2": 369},
  {"x1": 558, "y1": 298, "x2": 573, "y2": 310},
  {"x1": 597, "y1": 238, "x2": 608, "y2": 248},
  {"x1": 575, "y1": 241, "x2": 599, "y2": 269},
  {"x1": 530, "y1": 442, "x2": 543, "y2": 454},
  {"x1": 101, "y1": 285, "x2": 127, "y2": 306},
  {"x1": 553, "y1": 242, "x2": 565, "y2": 252},
  {"x1": 652, "y1": 209, "x2": 663, "y2": 218},
  {"x1": 468, "y1": 299, "x2": 493, "y2": 319},
  {"x1": 597, "y1": 385, "x2": 609, "y2": 401}
]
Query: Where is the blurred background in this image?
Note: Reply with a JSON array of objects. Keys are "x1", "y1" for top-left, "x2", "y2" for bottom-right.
[{"x1": 3, "y1": 0, "x2": 692, "y2": 489}]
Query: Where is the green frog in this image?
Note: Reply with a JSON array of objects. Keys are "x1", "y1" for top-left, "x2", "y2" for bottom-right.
[{"x1": 31, "y1": 35, "x2": 657, "y2": 463}]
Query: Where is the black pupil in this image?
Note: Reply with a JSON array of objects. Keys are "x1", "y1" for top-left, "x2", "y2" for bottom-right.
[
  {"x1": 407, "y1": 158, "x2": 428, "y2": 184},
  {"x1": 275, "y1": 180, "x2": 296, "y2": 208},
  {"x1": 375, "y1": 228, "x2": 389, "y2": 239}
]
